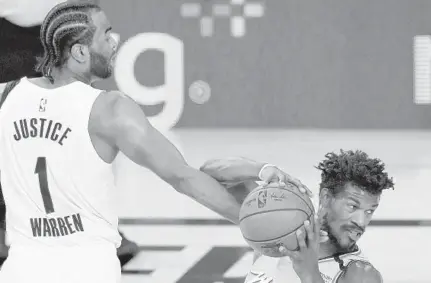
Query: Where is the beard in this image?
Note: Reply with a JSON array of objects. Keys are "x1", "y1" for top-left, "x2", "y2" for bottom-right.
[
  {"x1": 90, "y1": 51, "x2": 112, "y2": 79},
  {"x1": 320, "y1": 213, "x2": 356, "y2": 253}
]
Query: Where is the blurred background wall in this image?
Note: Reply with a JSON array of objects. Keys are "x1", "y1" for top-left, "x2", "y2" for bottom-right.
[{"x1": 97, "y1": 0, "x2": 431, "y2": 130}]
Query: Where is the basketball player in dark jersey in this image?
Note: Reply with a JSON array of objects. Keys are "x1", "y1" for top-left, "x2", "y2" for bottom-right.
[
  {"x1": 0, "y1": 0, "x2": 139, "y2": 268},
  {"x1": 201, "y1": 150, "x2": 394, "y2": 283}
]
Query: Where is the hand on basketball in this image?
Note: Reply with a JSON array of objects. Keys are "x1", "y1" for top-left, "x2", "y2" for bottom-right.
[
  {"x1": 278, "y1": 214, "x2": 324, "y2": 283},
  {"x1": 259, "y1": 165, "x2": 313, "y2": 197}
]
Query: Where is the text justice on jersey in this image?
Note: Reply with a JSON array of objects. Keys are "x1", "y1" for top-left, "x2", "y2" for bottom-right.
[{"x1": 12, "y1": 117, "x2": 72, "y2": 145}]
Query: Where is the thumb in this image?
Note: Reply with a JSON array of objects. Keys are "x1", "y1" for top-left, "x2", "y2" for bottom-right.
[
  {"x1": 261, "y1": 173, "x2": 277, "y2": 184},
  {"x1": 277, "y1": 173, "x2": 287, "y2": 186},
  {"x1": 319, "y1": 230, "x2": 329, "y2": 243}
]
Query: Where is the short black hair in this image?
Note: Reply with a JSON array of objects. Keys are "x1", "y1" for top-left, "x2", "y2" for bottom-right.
[
  {"x1": 316, "y1": 150, "x2": 394, "y2": 196},
  {"x1": 35, "y1": 1, "x2": 101, "y2": 82}
]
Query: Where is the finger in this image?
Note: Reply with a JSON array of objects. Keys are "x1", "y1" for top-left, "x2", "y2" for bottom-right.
[
  {"x1": 296, "y1": 227, "x2": 307, "y2": 250},
  {"x1": 319, "y1": 234, "x2": 329, "y2": 243},
  {"x1": 277, "y1": 172, "x2": 286, "y2": 182},
  {"x1": 298, "y1": 186, "x2": 313, "y2": 198},
  {"x1": 304, "y1": 186, "x2": 314, "y2": 198},
  {"x1": 278, "y1": 245, "x2": 294, "y2": 258},
  {"x1": 278, "y1": 245, "x2": 288, "y2": 254},
  {"x1": 287, "y1": 177, "x2": 313, "y2": 198},
  {"x1": 264, "y1": 177, "x2": 285, "y2": 188},
  {"x1": 262, "y1": 174, "x2": 279, "y2": 185},
  {"x1": 297, "y1": 182, "x2": 313, "y2": 198},
  {"x1": 313, "y1": 214, "x2": 321, "y2": 236},
  {"x1": 277, "y1": 174, "x2": 287, "y2": 187},
  {"x1": 319, "y1": 228, "x2": 329, "y2": 242},
  {"x1": 304, "y1": 219, "x2": 314, "y2": 243}
]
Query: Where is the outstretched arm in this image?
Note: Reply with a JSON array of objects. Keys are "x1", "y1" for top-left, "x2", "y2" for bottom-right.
[
  {"x1": 201, "y1": 157, "x2": 312, "y2": 195},
  {"x1": 199, "y1": 157, "x2": 265, "y2": 204},
  {"x1": 200, "y1": 157, "x2": 266, "y2": 187},
  {"x1": 92, "y1": 91, "x2": 241, "y2": 224}
]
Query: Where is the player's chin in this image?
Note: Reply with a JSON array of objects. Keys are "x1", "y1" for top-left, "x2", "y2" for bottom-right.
[
  {"x1": 106, "y1": 69, "x2": 113, "y2": 78},
  {"x1": 346, "y1": 240, "x2": 357, "y2": 250},
  {"x1": 338, "y1": 235, "x2": 356, "y2": 250},
  {"x1": 100, "y1": 68, "x2": 113, "y2": 79}
]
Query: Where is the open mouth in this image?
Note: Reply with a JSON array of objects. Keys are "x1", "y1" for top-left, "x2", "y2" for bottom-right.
[{"x1": 347, "y1": 230, "x2": 362, "y2": 242}]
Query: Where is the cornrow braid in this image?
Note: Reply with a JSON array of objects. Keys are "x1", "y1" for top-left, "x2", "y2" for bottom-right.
[{"x1": 35, "y1": 1, "x2": 101, "y2": 83}]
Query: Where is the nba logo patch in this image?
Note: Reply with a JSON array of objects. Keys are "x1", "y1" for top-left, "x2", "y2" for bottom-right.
[
  {"x1": 39, "y1": 98, "x2": 47, "y2": 112},
  {"x1": 257, "y1": 191, "x2": 267, "y2": 208}
]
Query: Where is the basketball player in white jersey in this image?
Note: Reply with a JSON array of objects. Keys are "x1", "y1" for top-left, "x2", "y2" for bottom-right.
[
  {"x1": 0, "y1": 2, "x2": 311, "y2": 282},
  {"x1": 0, "y1": 0, "x2": 141, "y2": 268},
  {"x1": 201, "y1": 150, "x2": 394, "y2": 283}
]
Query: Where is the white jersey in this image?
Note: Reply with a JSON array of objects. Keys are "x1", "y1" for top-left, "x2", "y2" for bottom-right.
[
  {"x1": 0, "y1": 77, "x2": 121, "y2": 248},
  {"x1": 245, "y1": 249, "x2": 368, "y2": 283}
]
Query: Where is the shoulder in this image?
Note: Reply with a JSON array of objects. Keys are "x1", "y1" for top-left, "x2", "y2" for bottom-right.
[
  {"x1": 89, "y1": 90, "x2": 150, "y2": 137},
  {"x1": 337, "y1": 260, "x2": 382, "y2": 283},
  {"x1": 93, "y1": 90, "x2": 128, "y2": 107},
  {"x1": 91, "y1": 90, "x2": 136, "y2": 120},
  {"x1": 89, "y1": 91, "x2": 127, "y2": 133}
]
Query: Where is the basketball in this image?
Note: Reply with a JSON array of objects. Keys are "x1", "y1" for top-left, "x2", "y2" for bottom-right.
[{"x1": 239, "y1": 182, "x2": 315, "y2": 257}]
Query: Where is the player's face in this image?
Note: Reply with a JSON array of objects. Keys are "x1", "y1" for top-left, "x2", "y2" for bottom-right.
[
  {"x1": 320, "y1": 183, "x2": 380, "y2": 251},
  {"x1": 88, "y1": 11, "x2": 118, "y2": 79}
]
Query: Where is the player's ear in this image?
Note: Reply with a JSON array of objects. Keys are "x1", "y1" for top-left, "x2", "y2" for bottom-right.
[
  {"x1": 70, "y1": 44, "x2": 90, "y2": 63},
  {"x1": 319, "y1": 188, "x2": 332, "y2": 208}
]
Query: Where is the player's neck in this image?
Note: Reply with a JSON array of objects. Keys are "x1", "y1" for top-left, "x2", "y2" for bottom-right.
[
  {"x1": 318, "y1": 241, "x2": 356, "y2": 260},
  {"x1": 47, "y1": 67, "x2": 95, "y2": 87},
  {"x1": 318, "y1": 241, "x2": 337, "y2": 259}
]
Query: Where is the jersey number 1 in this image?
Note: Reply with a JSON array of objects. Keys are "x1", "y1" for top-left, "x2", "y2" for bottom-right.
[{"x1": 34, "y1": 157, "x2": 55, "y2": 214}]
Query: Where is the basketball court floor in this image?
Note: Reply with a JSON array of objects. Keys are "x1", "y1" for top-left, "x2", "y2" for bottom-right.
[{"x1": 113, "y1": 129, "x2": 431, "y2": 283}]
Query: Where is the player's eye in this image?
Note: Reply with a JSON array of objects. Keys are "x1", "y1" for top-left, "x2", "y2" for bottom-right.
[
  {"x1": 347, "y1": 204, "x2": 357, "y2": 210},
  {"x1": 366, "y1": 210, "x2": 375, "y2": 215}
]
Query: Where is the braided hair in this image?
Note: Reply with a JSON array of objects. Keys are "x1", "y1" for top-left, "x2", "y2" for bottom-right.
[{"x1": 35, "y1": 1, "x2": 101, "y2": 83}]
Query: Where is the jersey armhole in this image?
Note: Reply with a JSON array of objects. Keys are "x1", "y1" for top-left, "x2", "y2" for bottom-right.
[
  {"x1": 86, "y1": 90, "x2": 116, "y2": 165},
  {"x1": 0, "y1": 79, "x2": 21, "y2": 109}
]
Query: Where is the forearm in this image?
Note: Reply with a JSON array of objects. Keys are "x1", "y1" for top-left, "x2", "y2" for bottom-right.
[
  {"x1": 120, "y1": 128, "x2": 241, "y2": 224},
  {"x1": 172, "y1": 168, "x2": 241, "y2": 224},
  {"x1": 153, "y1": 143, "x2": 241, "y2": 224},
  {"x1": 200, "y1": 157, "x2": 266, "y2": 184}
]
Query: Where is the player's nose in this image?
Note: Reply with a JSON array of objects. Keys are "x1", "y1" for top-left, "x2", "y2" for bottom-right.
[
  {"x1": 110, "y1": 33, "x2": 120, "y2": 52},
  {"x1": 350, "y1": 213, "x2": 367, "y2": 231}
]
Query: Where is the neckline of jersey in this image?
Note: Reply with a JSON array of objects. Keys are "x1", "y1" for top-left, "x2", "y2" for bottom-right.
[{"x1": 22, "y1": 76, "x2": 82, "y2": 93}]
